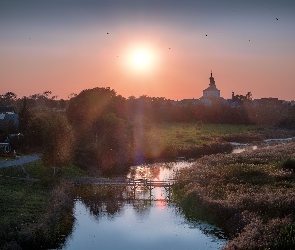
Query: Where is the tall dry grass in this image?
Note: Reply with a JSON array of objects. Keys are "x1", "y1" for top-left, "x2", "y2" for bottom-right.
[{"x1": 174, "y1": 142, "x2": 295, "y2": 249}]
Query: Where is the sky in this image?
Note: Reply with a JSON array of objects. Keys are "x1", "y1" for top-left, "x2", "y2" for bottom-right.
[{"x1": 1, "y1": 0, "x2": 295, "y2": 101}]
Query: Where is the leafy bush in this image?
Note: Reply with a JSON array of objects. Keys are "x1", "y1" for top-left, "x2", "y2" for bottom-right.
[{"x1": 281, "y1": 158, "x2": 295, "y2": 171}]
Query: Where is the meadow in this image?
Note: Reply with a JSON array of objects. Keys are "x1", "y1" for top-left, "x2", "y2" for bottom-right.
[
  {"x1": 145, "y1": 123, "x2": 260, "y2": 147},
  {"x1": 133, "y1": 123, "x2": 262, "y2": 162},
  {"x1": 140, "y1": 123, "x2": 294, "y2": 162}
]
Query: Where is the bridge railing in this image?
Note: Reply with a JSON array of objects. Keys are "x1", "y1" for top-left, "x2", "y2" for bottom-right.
[{"x1": 71, "y1": 177, "x2": 176, "y2": 188}]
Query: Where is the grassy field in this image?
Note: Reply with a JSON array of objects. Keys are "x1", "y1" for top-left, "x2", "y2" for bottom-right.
[
  {"x1": 145, "y1": 123, "x2": 260, "y2": 148},
  {"x1": 174, "y1": 142, "x2": 295, "y2": 250},
  {"x1": 139, "y1": 123, "x2": 294, "y2": 160},
  {"x1": 0, "y1": 160, "x2": 85, "y2": 179},
  {"x1": 0, "y1": 161, "x2": 85, "y2": 249},
  {"x1": 0, "y1": 177, "x2": 48, "y2": 225},
  {"x1": 0, "y1": 160, "x2": 85, "y2": 224}
]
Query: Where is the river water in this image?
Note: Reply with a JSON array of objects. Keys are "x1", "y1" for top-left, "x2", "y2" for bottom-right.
[
  {"x1": 62, "y1": 162, "x2": 227, "y2": 250},
  {"x1": 59, "y1": 139, "x2": 293, "y2": 249}
]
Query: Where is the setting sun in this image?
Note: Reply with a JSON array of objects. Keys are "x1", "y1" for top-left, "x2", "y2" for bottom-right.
[
  {"x1": 122, "y1": 43, "x2": 160, "y2": 75},
  {"x1": 131, "y1": 49, "x2": 151, "y2": 69}
]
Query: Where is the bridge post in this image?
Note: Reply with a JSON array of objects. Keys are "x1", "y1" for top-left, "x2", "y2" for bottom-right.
[
  {"x1": 149, "y1": 181, "x2": 152, "y2": 201},
  {"x1": 168, "y1": 184, "x2": 171, "y2": 200}
]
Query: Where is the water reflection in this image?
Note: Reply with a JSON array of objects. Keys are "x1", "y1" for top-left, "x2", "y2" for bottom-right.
[
  {"x1": 127, "y1": 162, "x2": 194, "y2": 201},
  {"x1": 63, "y1": 200, "x2": 226, "y2": 250},
  {"x1": 62, "y1": 162, "x2": 226, "y2": 250},
  {"x1": 128, "y1": 161, "x2": 193, "y2": 180},
  {"x1": 75, "y1": 185, "x2": 125, "y2": 220}
]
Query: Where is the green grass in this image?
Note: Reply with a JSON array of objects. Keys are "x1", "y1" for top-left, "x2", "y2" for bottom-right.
[
  {"x1": 0, "y1": 160, "x2": 86, "y2": 180},
  {"x1": 0, "y1": 165, "x2": 27, "y2": 178},
  {"x1": 145, "y1": 123, "x2": 259, "y2": 148},
  {"x1": 0, "y1": 177, "x2": 49, "y2": 225},
  {"x1": 0, "y1": 161, "x2": 82, "y2": 248},
  {"x1": 0, "y1": 161, "x2": 85, "y2": 226}
]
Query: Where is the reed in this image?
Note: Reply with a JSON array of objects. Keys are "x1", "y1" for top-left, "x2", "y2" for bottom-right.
[{"x1": 174, "y1": 142, "x2": 295, "y2": 249}]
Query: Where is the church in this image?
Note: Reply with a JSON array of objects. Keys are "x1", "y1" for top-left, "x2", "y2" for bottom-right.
[
  {"x1": 202, "y1": 71, "x2": 220, "y2": 98},
  {"x1": 178, "y1": 71, "x2": 223, "y2": 107},
  {"x1": 200, "y1": 71, "x2": 221, "y2": 105}
]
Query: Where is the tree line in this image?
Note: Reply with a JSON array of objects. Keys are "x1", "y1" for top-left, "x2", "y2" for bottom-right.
[{"x1": 1, "y1": 88, "x2": 295, "y2": 174}]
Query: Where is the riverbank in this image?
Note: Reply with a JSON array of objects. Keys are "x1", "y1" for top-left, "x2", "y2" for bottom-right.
[
  {"x1": 142, "y1": 123, "x2": 295, "y2": 160},
  {"x1": 174, "y1": 142, "x2": 295, "y2": 249},
  {"x1": 0, "y1": 161, "x2": 85, "y2": 249}
]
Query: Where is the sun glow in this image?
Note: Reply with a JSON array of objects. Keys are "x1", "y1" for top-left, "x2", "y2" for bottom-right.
[
  {"x1": 123, "y1": 43, "x2": 160, "y2": 75},
  {"x1": 131, "y1": 49, "x2": 151, "y2": 69}
]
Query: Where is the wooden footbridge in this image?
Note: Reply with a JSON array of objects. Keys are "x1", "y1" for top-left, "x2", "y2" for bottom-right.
[{"x1": 72, "y1": 177, "x2": 175, "y2": 200}]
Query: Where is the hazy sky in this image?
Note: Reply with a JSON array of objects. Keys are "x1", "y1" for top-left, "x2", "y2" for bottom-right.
[{"x1": 1, "y1": 0, "x2": 295, "y2": 100}]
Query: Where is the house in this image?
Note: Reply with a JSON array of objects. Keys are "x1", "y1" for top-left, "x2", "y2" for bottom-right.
[
  {"x1": 0, "y1": 106, "x2": 16, "y2": 114},
  {"x1": 0, "y1": 106, "x2": 19, "y2": 126},
  {"x1": 253, "y1": 98, "x2": 284, "y2": 107},
  {"x1": 0, "y1": 142, "x2": 11, "y2": 153}
]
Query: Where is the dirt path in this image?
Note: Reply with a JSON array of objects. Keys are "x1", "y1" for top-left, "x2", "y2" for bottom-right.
[{"x1": 0, "y1": 155, "x2": 40, "y2": 168}]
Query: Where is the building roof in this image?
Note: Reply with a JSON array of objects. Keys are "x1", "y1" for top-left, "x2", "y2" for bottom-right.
[
  {"x1": 204, "y1": 85, "x2": 219, "y2": 91},
  {"x1": 0, "y1": 106, "x2": 16, "y2": 114}
]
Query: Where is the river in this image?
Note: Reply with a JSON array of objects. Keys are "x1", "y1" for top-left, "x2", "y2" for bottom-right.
[
  {"x1": 60, "y1": 139, "x2": 294, "y2": 249},
  {"x1": 62, "y1": 162, "x2": 227, "y2": 250}
]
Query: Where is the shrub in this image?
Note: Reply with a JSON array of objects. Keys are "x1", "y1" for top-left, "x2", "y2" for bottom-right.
[
  {"x1": 281, "y1": 158, "x2": 295, "y2": 171},
  {"x1": 273, "y1": 223, "x2": 295, "y2": 250}
]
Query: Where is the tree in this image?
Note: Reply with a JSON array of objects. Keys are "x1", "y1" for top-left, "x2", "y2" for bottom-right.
[
  {"x1": 43, "y1": 90, "x2": 52, "y2": 98},
  {"x1": 246, "y1": 92, "x2": 252, "y2": 101},
  {"x1": 0, "y1": 119, "x2": 18, "y2": 135},
  {"x1": 42, "y1": 113, "x2": 74, "y2": 175},
  {"x1": 1, "y1": 92, "x2": 17, "y2": 106},
  {"x1": 67, "y1": 87, "x2": 133, "y2": 174},
  {"x1": 25, "y1": 111, "x2": 49, "y2": 150},
  {"x1": 59, "y1": 99, "x2": 67, "y2": 110},
  {"x1": 232, "y1": 92, "x2": 252, "y2": 103},
  {"x1": 18, "y1": 97, "x2": 31, "y2": 133},
  {"x1": 66, "y1": 87, "x2": 119, "y2": 133},
  {"x1": 95, "y1": 113, "x2": 132, "y2": 172}
]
